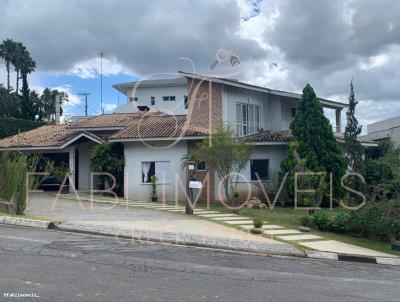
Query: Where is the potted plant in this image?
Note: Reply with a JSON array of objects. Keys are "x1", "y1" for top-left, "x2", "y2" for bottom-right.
[
  {"x1": 391, "y1": 220, "x2": 400, "y2": 251},
  {"x1": 151, "y1": 175, "x2": 158, "y2": 202},
  {"x1": 231, "y1": 189, "x2": 240, "y2": 214},
  {"x1": 53, "y1": 162, "x2": 70, "y2": 194},
  {"x1": 250, "y1": 217, "x2": 264, "y2": 234}
]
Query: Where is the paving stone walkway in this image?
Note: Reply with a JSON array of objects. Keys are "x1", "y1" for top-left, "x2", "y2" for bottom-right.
[{"x1": 47, "y1": 193, "x2": 397, "y2": 258}]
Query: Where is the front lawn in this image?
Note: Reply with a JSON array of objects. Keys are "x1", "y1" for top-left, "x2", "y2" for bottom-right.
[{"x1": 194, "y1": 201, "x2": 400, "y2": 256}]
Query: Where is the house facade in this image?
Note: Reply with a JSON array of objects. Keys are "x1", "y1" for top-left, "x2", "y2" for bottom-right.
[
  {"x1": 361, "y1": 115, "x2": 400, "y2": 145},
  {"x1": 0, "y1": 72, "x2": 350, "y2": 202}
]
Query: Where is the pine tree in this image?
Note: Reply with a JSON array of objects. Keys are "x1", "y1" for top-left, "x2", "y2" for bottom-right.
[
  {"x1": 344, "y1": 80, "x2": 364, "y2": 173},
  {"x1": 280, "y1": 84, "x2": 347, "y2": 199}
]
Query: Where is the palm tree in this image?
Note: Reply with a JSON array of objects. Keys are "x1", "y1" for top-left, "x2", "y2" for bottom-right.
[
  {"x1": 12, "y1": 42, "x2": 26, "y2": 94},
  {"x1": 0, "y1": 39, "x2": 17, "y2": 91},
  {"x1": 20, "y1": 50, "x2": 36, "y2": 119}
]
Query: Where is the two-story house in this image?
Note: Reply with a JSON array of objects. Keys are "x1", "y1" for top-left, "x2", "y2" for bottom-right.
[{"x1": 0, "y1": 71, "x2": 352, "y2": 202}]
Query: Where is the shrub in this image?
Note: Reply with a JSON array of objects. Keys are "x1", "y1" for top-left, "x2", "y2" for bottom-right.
[
  {"x1": 90, "y1": 142, "x2": 125, "y2": 196},
  {"x1": 349, "y1": 200, "x2": 400, "y2": 241},
  {"x1": 328, "y1": 212, "x2": 351, "y2": 233},
  {"x1": 0, "y1": 152, "x2": 52, "y2": 215},
  {"x1": 299, "y1": 215, "x2": 312, "y2": 227},
  {"x1": 0, "y1": 118, "x2": 47, "y2": 139},
  {"x1": 253, "y1": 217, "x2": 264, "y2": 229},
  {"x1": 312, "y1": 211, "x2": 329, "y2": 230}
]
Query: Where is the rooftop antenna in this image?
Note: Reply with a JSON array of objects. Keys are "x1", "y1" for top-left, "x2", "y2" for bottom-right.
[
  {"x1": 100, "y1": 51, "x2": 104, "y2": 114},
  {"x1": 78, "y1": 92, "x2": 90, "y2": 116}
]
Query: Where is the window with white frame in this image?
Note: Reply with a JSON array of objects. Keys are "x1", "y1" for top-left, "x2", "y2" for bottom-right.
[
  {"x1": 151, "y1": 96, "x2": 155, "y2": 105},
  {"x1": 141, "y1": 161, "x2": 170, "y2": 183},
  {"x1": 236, "y1": 103, "x2": 260, "y2": 136}
]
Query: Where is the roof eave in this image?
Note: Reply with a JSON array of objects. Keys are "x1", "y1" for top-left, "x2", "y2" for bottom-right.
[{"x1": 178, "y1": 71, "x2": 348, "y2": 109}]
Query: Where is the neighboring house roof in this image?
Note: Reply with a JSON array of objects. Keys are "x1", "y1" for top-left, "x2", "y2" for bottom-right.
[
  {"x1": 0, "y1": 125, "x2": 103, "y2": 150},
  {"x1": 178, "y1": 71, "x2": 348, "y2": 110},
  {"x1": 243, "y1": 130, "x2": 292, "y2": 144},
  {"x1": 113, "y1": 77, "x2": 187, "y2": 94},
  {"x1": 68, "y1": 113, "x2": 140, "y2": 130},
  {"x1": 109, "y1": 114, "x2": 209, "y2": 141},
  {"x1": 333, "y1": 132, "x2": 378, "y2": 147}
]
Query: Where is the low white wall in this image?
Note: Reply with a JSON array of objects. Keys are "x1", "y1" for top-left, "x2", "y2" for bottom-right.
[{"x1": 124, "y1": 140, "x2": 188, "y2": 201}]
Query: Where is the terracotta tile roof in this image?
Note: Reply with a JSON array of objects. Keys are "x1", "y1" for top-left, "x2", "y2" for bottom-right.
[
  {"x1": 243, "y1": 130, "x2": 292, "y2": 143},
  {"x1": 110, "y1": 114, "x2": 209, "y2": 140},
  {"x1": 0, "y1": 125, "x2": 77, "y2": 148},
  {"x1": 68, "y1": 113, "x2": 139, "y2": 129},
  {"x1": 0, "y1": 125, "x2": 105, "y2": 149}
]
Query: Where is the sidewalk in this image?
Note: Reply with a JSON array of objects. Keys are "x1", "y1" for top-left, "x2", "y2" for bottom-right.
[{"x1": 25, "y1": 193, "x2": 301, "y2": 256}]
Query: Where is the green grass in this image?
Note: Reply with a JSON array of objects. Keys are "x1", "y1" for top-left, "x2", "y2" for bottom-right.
[{"x1": 192, "y1": 201, "x2": 400, "y2": 256}]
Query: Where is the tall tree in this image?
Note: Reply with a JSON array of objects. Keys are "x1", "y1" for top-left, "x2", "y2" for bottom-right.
[
  {"x1": 20, "y1": 50, "x2": 36, "y2": 120},
  {"x1": 0, "y1": 84, "x2": 20, "y2": 117},
  {"x1": 344, "y1": 80, "x2": 364, "y2": 173},
  {"x1": 280, "y1": 84, "x2": 347, "y2": 199},
  {"x1": 12, "y1": 42, "x2": 27, "y2": 94},
  {"x1": 40, "y1": 88, "x2": 69, "y2": 122},
  {"x1": 0, "y1": 39, "x2": 16, "y2": 91}
]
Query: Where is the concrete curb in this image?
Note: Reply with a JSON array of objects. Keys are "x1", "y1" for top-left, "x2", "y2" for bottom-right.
[
  {"x1": 55, "y1": 223, "x2": 304, "y2": 257},
  {"x1": 0, "y1": 216, "x2": 56, "y2": 229},
  {"x1": 306, "y1": 251, "x2": 400, "y2": 266}
]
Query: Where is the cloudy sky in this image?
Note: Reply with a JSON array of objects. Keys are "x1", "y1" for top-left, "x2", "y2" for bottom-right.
[{"x1": 0, "y1": 0, "x2": 399, "y2": 131}]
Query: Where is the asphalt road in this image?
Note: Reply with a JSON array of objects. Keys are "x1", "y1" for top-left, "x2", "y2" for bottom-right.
[{"x1": 0, "y1": 225, "x2": 399, "y2": 302}]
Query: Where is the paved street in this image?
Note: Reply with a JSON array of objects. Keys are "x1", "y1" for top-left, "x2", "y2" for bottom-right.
[{"x1": 0, "y1": 225, "x2": 399, "y2": 302}]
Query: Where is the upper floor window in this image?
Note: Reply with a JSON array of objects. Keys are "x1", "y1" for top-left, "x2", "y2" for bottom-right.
[
  {"x1": 184, "y1": 95, "x2": 188, "y2": 109},
  {"x1": 236, "y1": 103, "x2": 260, "y2": 136},
  {"x1": 129, "y1": 97, "x2": 138, "y2": 102},
  {"x1": 151, "y1": 97, "x2": 155, "y2": 105},
  {"x1": 163, "y1": 96, "x2": 176, "y2": 102},
  {"x1": 291, "y1": 107, "x2": 296, "y2": 119}
]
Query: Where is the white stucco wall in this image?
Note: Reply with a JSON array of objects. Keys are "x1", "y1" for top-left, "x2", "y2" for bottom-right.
[
  {"x1": 224, "y1": 86, "x2": 269, "y2": 132},
  {"x1": 213, "y1": 144, "x2": 288, "y2": 200},
  {"x1": 222, "y1": 86, "x2": 297, "y2": 134},
  {"x1": 124, "y1": 85, "x2": 188, "y2": 115},
  {"x1": 77, "y1": 141, "x2": 96, "y2": 190},
  {"x1": 123, "y1": 140, "x2": 188, "y2": 201}
]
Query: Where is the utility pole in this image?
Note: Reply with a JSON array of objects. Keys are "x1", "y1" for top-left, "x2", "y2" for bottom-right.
[
  {"x1": 55, "y1": 95, "x2": 61, "y2": 125},
  {"x1": 100, "y1": 51, "x2": 104, "y2": 114},
  {"x1": 78, "y1": 92, "x2": 90, "y2": 116}
]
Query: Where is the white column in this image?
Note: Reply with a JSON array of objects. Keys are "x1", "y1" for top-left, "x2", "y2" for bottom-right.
[
  {"x1": 335, "y1": 109, "x2": 342, "y2": 133},
  {"x1": 69, "y1": 147, "x2": 75, "y2": 183}
]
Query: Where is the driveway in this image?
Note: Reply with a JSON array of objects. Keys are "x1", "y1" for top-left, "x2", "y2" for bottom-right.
[{"x1": 26, "y1": 193, "x2": 297, "y2": 253}]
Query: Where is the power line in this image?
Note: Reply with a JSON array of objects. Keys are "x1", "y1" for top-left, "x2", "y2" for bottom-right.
[{"x1": 78, "y1": 92, "x2": 90, "y2": 116}]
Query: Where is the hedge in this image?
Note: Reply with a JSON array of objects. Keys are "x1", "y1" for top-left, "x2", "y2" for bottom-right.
[{"x1": 0, "y1": 118, "x2": 47, "y2": 139}]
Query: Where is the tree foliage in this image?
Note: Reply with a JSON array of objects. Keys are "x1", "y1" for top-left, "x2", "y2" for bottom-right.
[
  {"x1": 90, "y1": 142, "x2": 125, "y2": 197},
  {"x1": 280, "y1": 84, "x2": 347, "y2": 200},
  {"x1": 191, "y1": 125, "x2": 252, "y2": 201},
  {"x1": 0, "y1": 39, "x2": 68, "y2": 122},
  {"x1": 344, "y1": 81, "x2": 364, "y2": 173}
]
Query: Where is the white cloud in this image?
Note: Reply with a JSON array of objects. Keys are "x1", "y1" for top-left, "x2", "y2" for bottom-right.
[
  {"x1": 103, "y1": 103, "x2": 117, "y2": 112},
  {"x1": 359, "y1": 54, "x2": 389, "y2": 70},
  {"x1": 70, "y1": 56, "x2": 132, "y2": 79}
]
